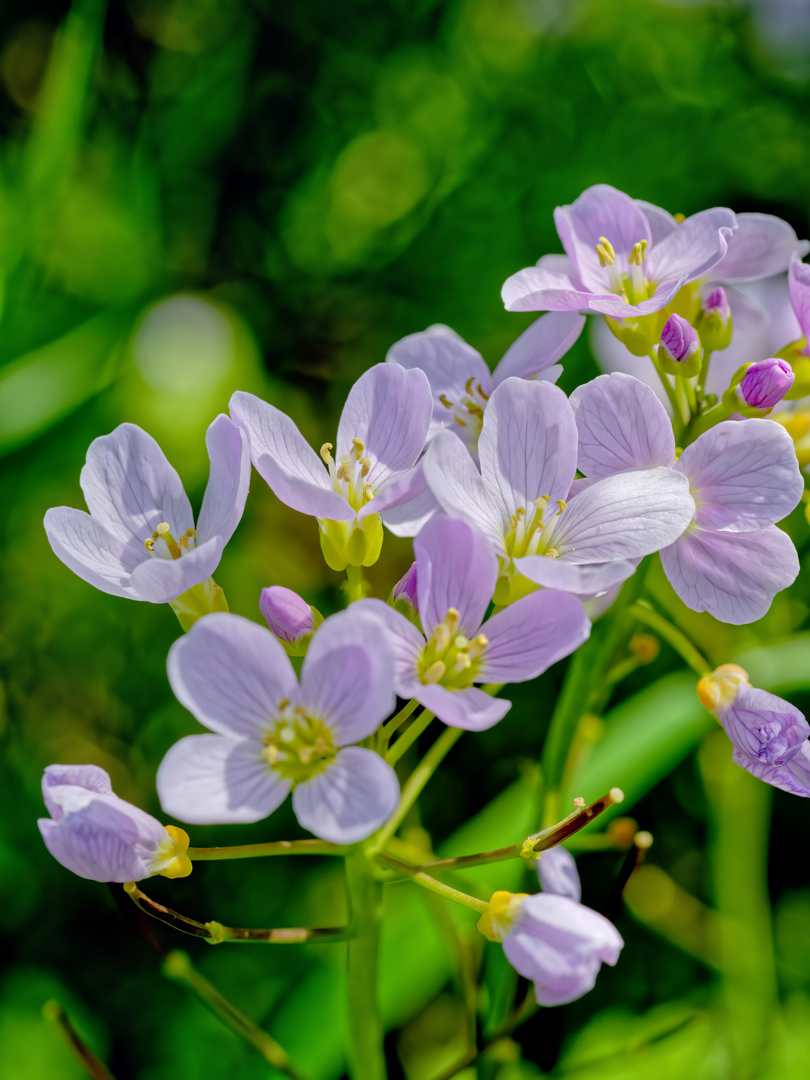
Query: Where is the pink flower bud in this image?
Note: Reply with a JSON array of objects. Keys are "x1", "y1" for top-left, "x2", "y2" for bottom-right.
[
  {"x1": 739, "y1": 358, "x2": 795, "y2": 409},
  {"x1": 704, "y1": 286, "x2": 731, "y2": 324},
  {"x1": 259, "y1": 586, "x2": 315, "y2": 643},
  {"x1": 392, "y1": 562, "x2": 418, "y2": 613},
  {"x1": 660, "y1": 314, "x2": 699, "y2": 364}
]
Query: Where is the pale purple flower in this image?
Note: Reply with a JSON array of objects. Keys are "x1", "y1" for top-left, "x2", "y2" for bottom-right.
[
  {"x1": 39, "y1": 764, "x2": 192, "y2": 882},
  {"x1": 44, "y1": 416, "x2": 250, "y2": 605},
  {"x1": 537, "y1": 845, "x2": 581, "y2": 902},
  {"x1": 660, "y1": 314, "x2": 699, "y2": 365},
  {"x1": 478, "y1": 890, "x2": 623, "y2": 1007},
  {"x1": 422, "y1": 377, "x2": 695, "y2": 601},
  {"x1": 259, "y1": 586, "x2": 321, "y2": 656},
  {"x1": 355, "y1": 516, "x2": 590, "y2": 731},
  {"x1": 698, "y1": 664, "x2": 810, "y2": 796},
  {"x1": 502, "y1": 184, "x2": 735, "y2": 319},
  {"x1": 788, "y1": 253, "x2": 810, "y2": 354},
  {"x1": 739, "y1": 358, "x2": 795, "y2": 409},
  {"x1": 571, "y1": 372, "x2": 803, "y2": 623},
  {"x1": 156, "y1": 609, "x2": 399, "y2": 844}
]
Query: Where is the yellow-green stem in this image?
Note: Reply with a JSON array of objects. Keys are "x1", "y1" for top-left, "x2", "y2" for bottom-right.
[
  {"x1": 629, "y1": 601, "x2": 710, "y2": 676},
  {"x1": 346, "y1": 564, "x2": 365, "y2": 603},
  {"x1": 345, "y1": 850, "x2": 387, "y2": 1080},
  {"x1": 386, "y1": 707, "x2": 434, "y2": 766},
  {"x1": 376, "y1": 853, "x2": 488, "y2": 914},
  {"x1": 188, "y1": 839, "x2": 348, "y2": 861},
  {"x1": 379, "y1": 697, "x2": 419, "y2": 751}
]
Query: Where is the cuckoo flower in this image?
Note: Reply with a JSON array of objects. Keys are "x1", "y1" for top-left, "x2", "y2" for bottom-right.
[
  {"x1": 156, "y1": 609, "x2": 399, "y2": 844},
  {"x1": 570, "y1": 372, "x2": 803, "y2": 623},
  {"x1": 44, "y1": 416, "x2": 250, "y2": 622},
  {"x1": 39, "y1": 765, "x2": 191, "y2": 883},
  {"x1": 698, "y1": 664, "x2": 810, "y2": 796},
  {"x1": 537, "y1": 845, "x2": 581, "y2": 902},
  {"x1": 230, "y1": 364, "x2": 432, "y2": 569},
  {"x1": 501, "y1": 184, "x2": 735, "y2": 319},
  {"x1": 788, "y1": 253, "x2": 810, "y2": 352},
  {"x1": 423, "y1": 377, "x2": 695, "y2": 602},
  {"x1": 477, "y1": 891, "x2": 623, "y2": 1007},
  {"x1": 260, "y1": 586, "x2": 323, "y2": 656},
  {"x1": 739, "y1": 358, "x2": 794, "y2": 409},
  {"x1": 356, "y1": 516, "x2": 590, "y2": 731}
]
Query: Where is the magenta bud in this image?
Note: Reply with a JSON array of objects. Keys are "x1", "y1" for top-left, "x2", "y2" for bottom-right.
[
  {"x1": 392, "y1": 562, "x2": 418, "y2": 612},
  {"x1": 259, "y1": 586, "x2": 315, "y2": 643},
  {"x1": 704, "y1": 286, "x2": 731, "y2": 323},
  {"x1": 739, "y1": 358, "x2": 795, "y2": 409},
  {"x1": 660, "y1": 314, "x2": 699, "y2": 364}
]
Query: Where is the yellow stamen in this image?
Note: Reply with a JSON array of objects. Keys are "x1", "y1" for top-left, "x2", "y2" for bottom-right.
[
  {"x1": 320, "y1": 442, "x2": 333, "y2": 464},
  {"x1": 628, "y1": 240, "x2": 648, "y2": 265},
  {"x1": 596, "y1": 236, "x2": 616, "y2": 267},
  {"x1": 439, "y1": 393, "x2": 453, "y2": 409},
  {"x1": 422, "y1": 661, "x2": 446, "y2": 683},
  {"x1": 362, "y1": 481, "x2": 374, "y2": 502},
  {"x1": 556, "y1": 499, "x2": 566, "y2": 515},
  {"x1": 144, "y1": 537, "x2": 155, "y2": 552},
  {"x1": 351, "y1": 438, "x2": 365, "y2": 458},
  {"x1": 155, "y1": 522, "x2": 182, "y2": 560},
  {"x1": 465, "y1": 376, "x2": 476, "y2": 395},
  {"x1": 360, "y1": 457, "x2": 371, "y2": 477}
]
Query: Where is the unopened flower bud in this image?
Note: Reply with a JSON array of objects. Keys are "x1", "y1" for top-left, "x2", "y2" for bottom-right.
[
  {"x1": 629, "y1": 633, "x2": 659, "y2": 664},
  {"x1": 738, "y1": 358, "x2": 795, "y2": 410},
  {"x1": 389, "y1": 562, "x2": 419, "y2": 625},
  {"x1": 695, "y1": 286, "x2": 732, "y2": 351},
  {"x1": 659, "y1": 314, "x2": 700, "y2": 376},
  {"x1": 259, "y1": 586, "x2": 322, "y2": 655}
]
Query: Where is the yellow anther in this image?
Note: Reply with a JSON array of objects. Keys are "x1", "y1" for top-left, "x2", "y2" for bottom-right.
[
  {"x1": 351, "y1": 438, "x2": 365, "y2": 458},
  {"x1": 455, "y1": 654, "x2": 472, "y2": 670},
  {"x1": 144, "y1": 537, "x2": 155, "y2": 552},
  {"x1": 446, "y1": 608, "x2": 460, "y2": 629},
  {"x1": 453, "y1": 416, "x2": 467, "y2": 427},
  {"x1": 545, "y1": 548, "x2": 559, "y2": 558},
  {"x1": 596, "y1": 236, "x2": 616, "y2": 267},
  {"x1": 673, "y1": 212, "x2": 686, "y2": 224},
  {"x1": 362, "y1": 482, "x2": 374, "y2": 501},
  {"x1": 320, "y1": 442, "x2": 333, "y2": 464},
  {"x1": 515, "y1": 506, "x2": 526, "y2": 519},
  {"x1": 439, "y1": 393, "x2": 453, "y2": 409},
  {"x1": 336, "y1": 463, "x2": 347, "y2": 482},
  {"x1": 556, "y1": 499, "x2": 566, "y2": 515},
  {"x1": 179, "y1": 534, "x2": 190, "y2": 549},
  {"x1": 360, "y1": 457, "x2": 371, "y2": 477},
  {"x1": 422, "y1": 660, "x2": 447, "y2": 684},
  {"x1": 155, "y1": 522, "x2": 182, "y2": 559},
  {"x1": 465, "y1": 376, "x2": 476, "y2": 395},
  {"x1": 628, "y1": 240, "x2": 648, "y2": 265}
]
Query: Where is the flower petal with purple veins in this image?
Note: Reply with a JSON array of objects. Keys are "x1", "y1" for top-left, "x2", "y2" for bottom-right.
[
  {"x1": 479, "y1": 589, "x2": 590, "y2": 683},
  {"x1": 660, "y1": 524, "x2": 799, "y2": 624},
  {"x1": 351, "y1": 598, "x2": 424, "y2": 697},
  {"x1": 733, "y1": 741, "x2": 810, "y2": 797},
  {"x1": 537, "y1": 846, "x2": 581, "y2": 902},
  {"x1": 196, "y1": 415, "x2": 251, "y2": 546},
  {"x1": 789, "y1": 253, "x2": 810, "y2": 342},
  {"x1": 167, "y1": 612, "x2": 297, "y2": 739},
  {"x1": 414, "y1": 683, "x2": 511, "y2": 731},
  {"x1": 130, "y1": 535, "x2": 225, "y2": 604},
  {"x1": 291, "y1": 747, "x2": 400, "y2": 844},
  {"x1": 39, "y1": 801, "x2": 156, "y2": 883},
  {"x1": 493, "y1": 312, "x2": 585, "y2": 384},
  {"x1": 386, "y1": 325, "x2": 493, "y2": 415},
  {"x1": 676, "y1": 420, "x2": 803, "y2": 532},
  {"x1": 712, "y1": 213, "x2": 809, "y2": 283},
  {"x1": 570, "y1": 372, "x2": 675, "y2": 480},
  {"x1": 645, "y1": 207, "x2": 735, "y2": 286},
  {"x1": 156, "y1": 734, "x2": 290, "y2": 825},
  {"x1": 514, "y1": 556, "x2": 638, "y2": 597},
  {"x1": 44, "y1": 507, "x2": 144, "y2": 599},
  {"x1": 423, "y1": 432, "x2": 506, "y2": 551},
  {"x1": 42, "y1": 764, "x2": 113, "y2": 819},
  {"x1": 720, "y1": 685, "x2": 809, "y2": 767},
  {"x1": 554, "y1": 185, "x2": 652, "y2": 294},
  {"x1": 298, "y1": 610, "x2": 395, "y2": 745},
  {"x1": 381, "y1": 484, "x2": 441, "y2": 538},
  {"x1": 501, "y1": 265, "x2": 682, "y2": 319},
  {"x1": 414, "y1": 516, "x2": 498, "y2": 638},
  {"x1": 635, "y1": 200, "x2": 679, "y2": 245},
  {"x1": 356, "y1": 465, "x2": 427, "y2": 522}
]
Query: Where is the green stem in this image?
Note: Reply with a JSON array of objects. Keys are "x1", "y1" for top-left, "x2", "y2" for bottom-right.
[
  {"x1": 162, "y1": 950, "x2": 303, "y2": 1078},
  {"x1": 373, "y1": 725, "x2": 461, "y2": 851},
  {"x1": 629, "y1": 601, "x2": 710, "y2": 676},
  {"x1": 376, "y1": 853, "x2": 488, "y2": 914},
  {"x1": 697, "y1": 348, "x2": 713, "y2": 397},
  {"x1": 346, "y1": 565, "x2": 365, "y2": 603},
  {"x1": 378, "y1": 698, "x2": 419, "y2": 751},
  {"x1": 43, "y1": 1001, "x2": 115, "y2": 1080},
  {"x1": 188, "y1": 839, "x2": 348, "y2": 861},
  {"x1": 345, "y1": 851, "x2": 386, "y2": 1080},
  {"x1": 385, "y1": 708, "x2": 435, "y2": 766}
]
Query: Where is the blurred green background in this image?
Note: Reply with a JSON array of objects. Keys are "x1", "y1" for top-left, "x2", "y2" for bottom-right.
[{"x1": 3, "y1": 0, "x2": 810, "y2": 1076}]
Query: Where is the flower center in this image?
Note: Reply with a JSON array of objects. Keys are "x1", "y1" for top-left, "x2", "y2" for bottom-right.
[
  {"x1": 262, "y1": 700, "x2": 337, "y2": 783},
  {"x1": 595, "y1": 235, "x2": 654, "y2": 306},
  {"x1": 418, "y1": 607, "x2": 488, "y2": 690},
  {"x1": 321, "y1": 438, "x2": 374, "y2": 512},
  {"x1": 151, "y1": 825, "x2": 193, "y2": 879},
  {"x1": 503, "y1": 496, "x2": 565, "y2": 560},
  {"x1": 477, "y1": 890, "x2": 528, "y2": 942},
  {"x1": 144, "y1": 522, "x2": 196, "y2": 559},
  {"x1": 438, "y1": 376, "x2": 490, "y2": 447},
  {"x1": 697, "y1": 663, "x2": 750, "y2": 713}
]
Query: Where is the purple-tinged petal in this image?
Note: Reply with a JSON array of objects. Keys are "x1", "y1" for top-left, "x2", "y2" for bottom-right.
[
  {"x1": 479, "y1": 379, "x2": 577, "y2": 516},
  {"x1": 298, "y1": 610, "x2": 395, "y2": 745},
  {"x1": 39, "y1": 809, "x2": 154, "y2": 883},
  {"x1": 423, "y1": 432, "x2": 506, "y2": 551},
  {"x1": 733, "y1": 740, "x2": 810, "y2": 797},
  {"x1": 536, "y1": 253, "x2": 577, "y2": 276},
  {"x1": 356, "y1": 464, "x2": 427, "y2": 522},
  {"x1": 44, "y1": 507, "x2": 143, "y2": 599},
  {"x1": 229, "y1": 391, "x2": 351, "y2": 521},
  {"x1": 386, "y1": 325, "x2": 493, "y2": 404},
  {"x1": 43, "y1": 764, "x2": 112, "y2": 819},
  {"x1": 292, "y1": 747, "x2": 399, "y2": 844},
  {"x1": 570, "y1": 373, "x2": 675, "y2": 480},
  {"x1": 660, "y1": 314, "x2": 699, "y2": 365},
  {"x1": 712, "y1": 213, "x2": 809, "y2": 283},
  {"x1": 537, "y1": 846, "x2": 581, "y2": 902},
  {"x1": 337, "y1": 364, "x2": 433, "y2": 491},
  {"x1": 414, "y1": 683, "x2": 510, "y2": 731},
  {"x1": 260, "y1": 586, "x2": 315, "y2": 643},
  {"x1": 645, "y1": 208, "x2": 736, "y2": 286},
  {"x1": 676, "y1": 420, "x2": 803, "y2": 532},
  {"x1": 719, "y1": 685, "x2": 808, "y2": 767},
  {"x1": 660, "y1": 524, "x2": 799, "y2": 624},
  {"x1": 129, "y1": 535, "x2": 225, "y2": 603},
  {"x1": 157, "y1": 733, "x2": 290, "y2": 824},
  {"x1": 493, "y1": 312, "x2": 585, "y2": 384},
  {"x1": 502, "y1": 266, "x2": 682, "y2": 318},
  {"x1": 381, "y1": 484, "x2": 440, "y2": 538},
  {"x1": 415, "y1": 516, "x2": 497, "y2": 638},
  {"x1": 789, "y1": 253, "x2": 810, "y2": 342},
  {"x1": 514, "y1": 556, "x2": 637, "y2": 597},
  {"x1": 479, "y1": 590, "x2": 590, "y2": 682},
  {"x1": 547, "y1": 468, "x2": 694, "y2": 563},
  {"x1": 80, "y1": 423, "x2": 193, "y2": 545},
  {"x1": 196, "y1": 414, "x2": 251, "y2": 545},
  {"x1": 392, "y1": 561, "x2": 419, "y2": 613},
  {"x1": 635, "y1": 200, "x2": 679, "y2": 245},
  {"x1": 554, "y1": 185, "x2": 652, "y2": 293},
  {"x1": 167, "y1": 612, "x2": 296, "y2": 739},
  {"x1": 739, "y1": 358, "x2": 794, "y2": 409},
  {"x1": 351, "y1": 599, "x2": 423, "y2": 698}
]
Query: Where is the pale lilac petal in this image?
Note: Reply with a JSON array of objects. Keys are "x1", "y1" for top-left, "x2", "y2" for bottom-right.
[
  {"x1": 292, "y1": 747, "x2": 399, "y2": 844},
  {"x1": 676, "y1": 420, "x2": 803, "y2": 532},
  {"x1": 80, "y1": 423, "x2": 193, "y2": 545},
  {"x1": 493, "y1": 312, "x2": 585, "y2": 384},
  {"x1": 386, "y1": 326, "x2": 492, "y2": 403},
  {"x1": 415, "y1": 516, "x2": 497, "y2": 637},
  {"x1": 479, "y1": 379, "x2": 577, "y2": 516},
  {"x1": 660, "y1": 525, "x2": 799, "y2": 624},
  {"x1": 479, "y1": 590, "x2": 590, "y2": 682},
  {"x1": 298, "y1": 610, "x2": 395, "y2": 745},
  {"x1": 337, "y1": 364, "x2": 433, "y2": 491},
  {"x1": 722, "y1": 284, "x2": 770, "y2": 333},
  {"x1": 646, "y1": 208, "x2": 736, "y2": 285},
  {"x1": 167, "y1": 612, "x2": 296, "y2": 738},
  {"x1": 570, "y1": 373, "x2": 675, "y2": 480},
  {"x1": 733, "y1": 741, "x2": 810, "y2": 797},
  {"x1": 713, "y1": 213, "x2": 809, "y2": 283},
  {"x1": 350, "y1": 599, "x2": 423, "y2": 698},
  {"x1": 554, "y1": 185, "x2": 652, "y2": 293},
  {"x1": 157, "y1": 734, "x2": 290, "y2": 824},
  {"x1": 423, "y1": 432, "x2": 506, "y2": 551},
  {"x1": 229, "y1": 391, "x2": 351, "y2": 520},
  {"x1": 260, "y1": 586, "x2": 314, "y2": 643},
  {"x1": 356, "y1": 465, "x2": 426, "y2": 522},
  {"x1": 789, "y1": 253, "x2": 810, "y2": 342},
  {"x1": 502, "y1": 266, "x2": 681, "y2": 318},
  {"x1": 514, "y1": 556, "x2": 638, "y2": 596},
  {"x1": 129, "y1": 535, "x2": 225, "y2": 603},
  {"x1": 42, "y1": 764, "x2": 112, "y2": 819},
  {"x1": 536, "y1": 253, "x2": 577, "y2": 276},
  {"x1": 547, "y1": 468, "x2": 694, "y2": 562},
  {"x1": 39, "y1": 811, "x2": 152, "y2": 883},
  {"x1": 44, "y1": 507, "x2": 143, "y2": 599},
  {"x1": 381, "y1": 485, "x2": 440, "y2": 537},
  {"x1": 414, "y1": 683, "x2": 510, "y2": 731},
  {"x1": 196, "y1": 414, "x2": 251, "y2": 545},
  {"x1": 537, "y1": 846, "x2": 581, "y2": 902},
  {"x1": 635, "y1": 200, "x2": 679, "y2": 245},
  {"x1": 720, "y1": 685, "x2": 808, "y2": 767}
]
